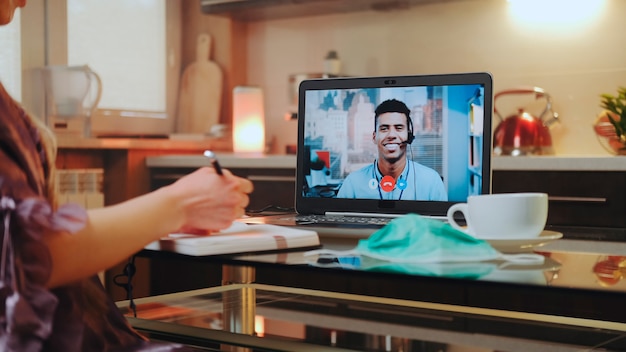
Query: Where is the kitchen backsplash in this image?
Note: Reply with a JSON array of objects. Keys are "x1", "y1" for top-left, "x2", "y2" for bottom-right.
[{"x1": 243, "y1": 0, "x2": 626, "y2": 156}]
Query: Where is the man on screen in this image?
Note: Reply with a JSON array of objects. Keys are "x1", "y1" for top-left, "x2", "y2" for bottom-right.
[{"x1": 336, "y1": 99, "x2": 447, "y2": 201}]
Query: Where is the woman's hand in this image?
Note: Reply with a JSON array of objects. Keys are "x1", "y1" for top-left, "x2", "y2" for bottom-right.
[
  {"x1": 44, "y1": 167, "x2": 252, "y2": 287},
  {"x1": 164, "y1": 167, "x2": 254, "y2": 233}
]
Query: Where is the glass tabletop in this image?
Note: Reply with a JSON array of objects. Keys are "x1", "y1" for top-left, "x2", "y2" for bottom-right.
[
  {"x1": 141, "y1": 238, "x2": 626, "y2": 292},
  {"x1": 138, "y1": 237, "x2": 626, "y2": 326},
  {"x1": 120, "y1": 284, "x2": 626, "y2": 352}
]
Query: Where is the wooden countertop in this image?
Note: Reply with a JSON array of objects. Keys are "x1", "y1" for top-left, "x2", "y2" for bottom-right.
[
  {"x1": 146, "y1": 153, "x2": 626, "y2": 171},
  {"x1": 56, "y1": 135, "x2": 232, "y2": 151},
  {"x1": 493, "y1": 155, "x2": 626, "y2": 171},
  {"x1": 146, "y1": 153, "x2": 297, "y2": 169}
]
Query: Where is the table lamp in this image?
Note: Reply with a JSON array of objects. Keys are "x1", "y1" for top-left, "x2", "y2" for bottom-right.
[{"x1": 233, "y1": 86, "x2": 265, "y2": 154}]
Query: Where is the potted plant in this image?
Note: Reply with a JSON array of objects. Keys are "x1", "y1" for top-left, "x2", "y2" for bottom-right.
[{"x1": 595, "y1": 87, "x2": 626, "y2": 154}]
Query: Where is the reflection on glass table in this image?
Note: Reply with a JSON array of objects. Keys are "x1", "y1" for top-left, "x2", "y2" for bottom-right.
[
  {"x1": 305, "y1": 252, "x2": 561, "y2": 285},
  {"x1": 224, "y1": 248, "x2": 626, "y2": 292},
  {"x1": 118, "y1": 284, "x2": 626, "y2": 352},
  {"x1": 593, "y1": 255, "x2": 626, "y2": 287}
]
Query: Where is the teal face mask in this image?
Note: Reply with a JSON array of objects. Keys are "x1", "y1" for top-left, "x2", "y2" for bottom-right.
[
  {"x1": 359, "y1": 256, "x2": 498, "y2": 279},
  {"x1": 355, "y1": 213, "x2": 500, "y2": 263},
  {"x1": 305, "y1": 214, "x2": 544, "y2": 278}
]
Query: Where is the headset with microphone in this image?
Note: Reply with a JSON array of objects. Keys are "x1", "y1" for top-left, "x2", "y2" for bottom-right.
[{"x1": 402, "y1": 113, "x2": 415, "y2": 144}]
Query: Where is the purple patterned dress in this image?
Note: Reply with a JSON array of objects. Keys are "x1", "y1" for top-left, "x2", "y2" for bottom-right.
[{"x1": 0, "y1": 83, "x2": 192, "y2": 351}]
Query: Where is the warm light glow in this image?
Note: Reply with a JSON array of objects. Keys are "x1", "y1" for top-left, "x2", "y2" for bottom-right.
[
  {"x1": 233, "y1": 86, "x2": 266, "y2": 154},
  {"x1": 507, "y1": 0, "x2": 605, "y2": 29},
  {"x1": 254, "y1": 315, "x2": 265, "y2": 337}
]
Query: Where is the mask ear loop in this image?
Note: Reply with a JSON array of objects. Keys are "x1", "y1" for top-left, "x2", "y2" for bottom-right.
[
  {"x1": 304, "y1": 248, "x2": 359, "y2": 258},
  {"x1": 304, "y1": 248, "x2": 361, "y2": 269},
  {"x1": 499, "y1": 253, "x2": 546, "y2": 266}
]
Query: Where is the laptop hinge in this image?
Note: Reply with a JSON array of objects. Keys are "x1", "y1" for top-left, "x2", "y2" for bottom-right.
[
  {"x1": 325, "y1": 212, "x2": 447, "y2": 221},
  {"x1": 325, "y1": 212, "x2": 402, "y2": 218}
]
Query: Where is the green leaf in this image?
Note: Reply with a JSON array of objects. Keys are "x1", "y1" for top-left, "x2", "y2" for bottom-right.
[{"x1": 600, "y1": 87, "x2": 626, "y2": 137}]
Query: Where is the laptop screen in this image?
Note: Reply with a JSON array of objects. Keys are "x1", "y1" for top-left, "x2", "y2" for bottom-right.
[{"x1": 295, "y1": 72, "x2": 493, "y2": 216}]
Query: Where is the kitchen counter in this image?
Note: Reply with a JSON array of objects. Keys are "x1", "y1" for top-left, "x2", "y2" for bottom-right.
[
  {"x1": 493, "y1": 155, "x2": 626, "y2": 171},
  {"x1": 57, "y1": 135, "x2": 231, "y2": 151},
  {"x1": 146, "y1": 153, "x2": 626, "y2": 171},
  {"x1": 146, "y1": 153, "x2": 626, "y2": 237},
  {"x1": 146, "y1": 152, "x2": 297, "y2": 169}
]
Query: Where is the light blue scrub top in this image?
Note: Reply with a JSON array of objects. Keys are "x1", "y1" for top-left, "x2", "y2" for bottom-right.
[{"x1": 336, "y1": 160, "x2": 448, "y2": 201}]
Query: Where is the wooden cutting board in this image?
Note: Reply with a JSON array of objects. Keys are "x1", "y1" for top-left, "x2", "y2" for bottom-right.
[{"x1": 176, "y1": 33, "x2": 223, "y2": 134}]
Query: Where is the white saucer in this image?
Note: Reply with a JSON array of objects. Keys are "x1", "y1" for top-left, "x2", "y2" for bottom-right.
[{"x1": 478, "y1": 230, "x2": 563, "y2": 253}]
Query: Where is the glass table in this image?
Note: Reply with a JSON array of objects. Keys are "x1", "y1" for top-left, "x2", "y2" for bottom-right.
[
  {"x1": 120, "y1": 283, "x2": 626, "y2": 351},
  {"x1": 124, "y1": 237, "x2": 626, "y2": 351}
]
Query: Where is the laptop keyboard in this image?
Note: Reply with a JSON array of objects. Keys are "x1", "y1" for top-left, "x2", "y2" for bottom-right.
[{"x1": 295, "y1": 214, "x2": 393, "y2": 227}]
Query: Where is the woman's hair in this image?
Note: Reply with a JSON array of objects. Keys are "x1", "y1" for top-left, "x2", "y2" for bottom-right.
[
  {"x1": 26, "y1": 111, "x2": 60, "y2": 209},
  {"x1": 26, "y1": 110, "x2": 113, "y2": 324}
]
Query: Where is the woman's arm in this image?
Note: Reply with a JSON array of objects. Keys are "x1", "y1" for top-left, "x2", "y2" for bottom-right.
[{"x1": 43, "y1": 167, "x2": 253, "y2": 288}]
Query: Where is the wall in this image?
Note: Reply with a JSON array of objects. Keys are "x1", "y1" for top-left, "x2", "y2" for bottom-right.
[{"x1": 244, "y1": 0, "x2": 626, "y2": 156}]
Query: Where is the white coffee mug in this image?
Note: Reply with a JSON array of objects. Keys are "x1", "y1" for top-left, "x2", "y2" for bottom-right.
[{"x1": 446, "y1": 192, "x2": 548, "y2": 239}]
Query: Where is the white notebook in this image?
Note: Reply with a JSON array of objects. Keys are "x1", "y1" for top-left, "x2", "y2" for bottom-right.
[{"x1": 144, "y1": 222, "x2": 320, "y2": 256}]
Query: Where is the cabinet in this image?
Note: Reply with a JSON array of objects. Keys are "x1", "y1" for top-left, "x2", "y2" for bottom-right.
[
  {"x1": 200, "y1": 0, "x2": 469, "y2": 21},
  {"x1": 491, "y1": 156, "x2": 626, "y2": 241},
  {"x1": 147, "y1": 154, "x2": 296, "y2": 212},
  {"x1": 493, "y1": 170, "x2": 626, "y2": 229},
  {"x1": 150, "y1": 166, "x2": 295, "y2": 212}
]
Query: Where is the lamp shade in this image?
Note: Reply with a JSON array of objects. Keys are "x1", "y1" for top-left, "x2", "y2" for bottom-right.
[{"x1": 233, "y1": 86, "x2": 265, "y2": 154}]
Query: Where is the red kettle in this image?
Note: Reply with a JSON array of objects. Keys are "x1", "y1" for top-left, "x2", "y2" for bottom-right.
[{"x1": 493, "y1": 87, "x2": 559, "y2": 156}]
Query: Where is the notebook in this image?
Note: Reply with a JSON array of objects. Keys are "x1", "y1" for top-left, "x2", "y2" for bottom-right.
[
  {"x1": 144, "y1": 222, "x2": 320, "y2": 256},
  {"x1": 244, "y1": 72, "x2": 493, "y2": 236}
]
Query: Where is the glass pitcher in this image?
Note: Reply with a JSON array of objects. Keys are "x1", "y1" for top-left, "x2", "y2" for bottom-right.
[{"x1": 43, "y1": 65, "x2": 102, "y2": 137}]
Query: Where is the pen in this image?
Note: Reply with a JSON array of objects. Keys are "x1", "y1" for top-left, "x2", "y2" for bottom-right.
[{"x1": 203, "y1": 150, "x2": 223, "y2": 175}]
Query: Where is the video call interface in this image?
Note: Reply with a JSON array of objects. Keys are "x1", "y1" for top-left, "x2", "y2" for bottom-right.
[{"x1": 302, "y1": 83, "x2": 486, "y2": 203}]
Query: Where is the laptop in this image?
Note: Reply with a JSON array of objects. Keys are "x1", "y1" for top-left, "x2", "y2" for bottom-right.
[{"x1": 244, "y1": 72, "x2": 493, "y2": 236}]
